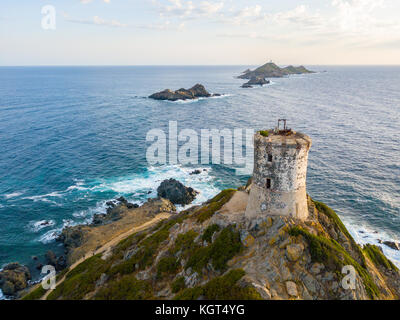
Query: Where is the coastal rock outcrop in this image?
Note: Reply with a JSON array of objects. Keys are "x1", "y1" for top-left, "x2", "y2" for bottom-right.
[
  {"x1": 157, "y1": 178, "x2": 199, "y2": 205},
  {"x1": 149, "y1": 84, "x2": 220, "y2": 101},
  {"x1": 383, "y1": 241, "x2": 400, "y2": 251},
  {"x1": 92, "y1": 197, "x2": 139, "y2": 226},
  {"x1": 0, "y1": 263, "x2": 31, "y2": 297},
  {"x1": 57, "y1": 226, "x2": 86, "y2": 252},
  {"x1": 45, "y1": 251, "x2": 67, "y2": 271}
]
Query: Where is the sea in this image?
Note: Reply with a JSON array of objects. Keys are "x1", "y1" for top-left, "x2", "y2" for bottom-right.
[{"x1": 0, "y1": 65, "x2": 399, "y2": 285}]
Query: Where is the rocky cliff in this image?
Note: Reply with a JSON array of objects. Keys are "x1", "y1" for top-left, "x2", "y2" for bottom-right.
[{"x1": 22, "y1": 183, "x2": 400, "y2": 300}]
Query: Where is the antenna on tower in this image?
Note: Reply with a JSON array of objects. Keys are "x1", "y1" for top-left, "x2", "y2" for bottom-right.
[{"x1": 277, "y1": 119, "x2": 292, "y2": 135}]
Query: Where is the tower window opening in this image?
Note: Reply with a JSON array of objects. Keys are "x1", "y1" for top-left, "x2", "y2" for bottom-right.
[
  {"x1": 266, "y1": 179, "x2": 271, "y2": 189},
  {"x1": 268, "y1": 154, "x2": 273, "y2": 162}
]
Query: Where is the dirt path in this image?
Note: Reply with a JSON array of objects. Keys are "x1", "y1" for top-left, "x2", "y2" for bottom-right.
[{"x1": 41, "y1": 212, "x2": 171, "y2": 300}]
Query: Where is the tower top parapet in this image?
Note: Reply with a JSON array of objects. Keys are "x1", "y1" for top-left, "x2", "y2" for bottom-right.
[{"x1": 256, "y1": 129, "x2": 312, "y2": 150}]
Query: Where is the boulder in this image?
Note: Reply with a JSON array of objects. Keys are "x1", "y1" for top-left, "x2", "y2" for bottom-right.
[
  {"x1": 45, "y1": 250, "x2": 67, "y2": 271},
  {"x1": 45, "y1": 250, "x2": 57, "y2": 266},
  {"x1": 149, "y1": 84, "x2": 220, "y2": 101},
  {"x1": 285, "y1": 281, "x2": 298, "y2": 297},
  {"x1": 383, "y1": 241, "x2": 400, "y2": 251},
  {"x1": 126, "y1": 203, "x2": 139, "y2": 209},
  {"x1": 190, "y1": 169, "x2": 202, "y2": 175},
  {"x1": 57, "y1": 226, "x2": 85, "y2": 251},
  {"x1": 246, "y1": 76, "x2": 270, "y2": 86},
  {"x1": 286, "y1": 243, "x2": 304, "y2": 262},
  {"x1": 157, "y1": 178, "x2": 199, "y2": 205},
  {"x1": 0, "y1": 263, "x2": 31, "y2": 296},
  {"x1": 116, "y1": 196, "x2": 128, "y2": 204}
]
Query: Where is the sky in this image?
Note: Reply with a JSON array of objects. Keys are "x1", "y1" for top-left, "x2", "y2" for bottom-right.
[{"x1": 1, "y1": 0, "x2": 400, "y2": 65}]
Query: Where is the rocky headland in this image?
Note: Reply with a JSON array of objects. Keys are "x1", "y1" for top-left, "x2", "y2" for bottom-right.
[
  {"x1": 19, "y1": 180, "x2": 400, "y2": 300},
  {"x1": 149, "y1": 84, "x2": 221, "y2": 101}
]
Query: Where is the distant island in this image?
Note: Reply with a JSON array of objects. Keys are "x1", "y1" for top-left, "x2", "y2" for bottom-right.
[
  {"x1": 239, "y1": 61, "x2": 314, "y2": 88},
  {"x1": 149, "y1": 84, "x2": 220, "y2": 101},
  {"x1": 239, "y1": 62, "x2": 314, "y2": 79}
]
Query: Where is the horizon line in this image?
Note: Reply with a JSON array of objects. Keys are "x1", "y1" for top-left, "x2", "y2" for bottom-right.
[{"x1": 1, "y1": 64, "x2": 400, "y2": 67}]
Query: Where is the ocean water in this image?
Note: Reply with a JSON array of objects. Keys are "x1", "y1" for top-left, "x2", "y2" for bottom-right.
[{"x1": 0, "y1": 65, "x2": 399, "y2": 275}]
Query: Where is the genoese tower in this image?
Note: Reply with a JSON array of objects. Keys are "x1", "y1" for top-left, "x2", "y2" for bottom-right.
[{"x1": 245, "y1": 120, "x2": 312, "y2": 221}]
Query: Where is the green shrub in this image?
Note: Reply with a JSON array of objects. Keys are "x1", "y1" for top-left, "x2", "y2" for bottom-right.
[
  {"x1": 210, "y1": 227, "x2": 242, "y2": 271},
  {"x1": 314, "y1": 200, "x2": 353, "y2": 240},
  {"x1": 259, "y1": 130, "x2": 269, "y2": 137},
  {"x1": 108, "y1": 223, "x2": 173, "y2": 277},
  {"x1": 171, "y1": 276, "x2": 186, "y2": 293},
  {"x1": 185, "y1": 246, "x2": 211, "y2": 274},
  {"x1": 174, "y1": 269, "x2": 262, "y2": 300},
  {"x1": 47, "y1": 254, "x2": 108, "y2": 300},
  {"x1": 56, "y1": 267, "x2": 70, "y2": 282},
  {"x1": 21, "y1": 285, "x2": 47, "y2": 300},
  {"x1": 113, "y1": 232, "x2": 147, "y2": 257},
  {"x1": 172, "y1": 230, "x2": 198, "y2": 256},
  {"x1": 185, "y1": 226, "x2": 242, "y2": 273},
  {"x1": 313, "y1": 200, "x2": 366, "y2": 267},
  {"x1": 156, "y1": 256, "x2": 180, "y2": 278},
  {"x1": 363, "y1": 244, "x2": 398, "y2": 272},
  {"x1": 289, "y1": 226, "x2": 380, "y2": 299},
  {"x1": 201, "y1": 224, "x2": 220, "y2": 243},
  {"x1": 94, "y1": 274, "x2": 153, "y2": 300},
  {"x1": 195, "y1": 189, "x2": 236, "y2": 223}
]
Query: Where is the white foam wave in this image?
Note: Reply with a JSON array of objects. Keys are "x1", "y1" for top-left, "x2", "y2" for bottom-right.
[
  {"x1": 66, "y1": 180, "x2": 89, "y2": 192},
  {"x1": 23, "y1": 191, "x2": 63, "y2": 204},
  {"x1": 94, "y1": 165, "x2": 219, "y2": 201},
  {"x1": 164, "y1": 94, "x2": 231, "y2": 104},
  {"x1": 29, "y1": 220, "x2": 56, "y2": 232},
  {"x1": 38, "y1": 228, "x2": 61, "y2": 244},
  {"x1": 4, "y1": 192, "x2": 23, "y2": 199},
  {"x1": 345, "y1": 218, "x2": 400, "y2": 268},
  {"x1": 37, "y1": 219, "x2": 81, "y2": 244},
  {"x1": 23, "y1": 181, "x2": 89, "y2": 204},
  {"x1": 34, "y1": 165, "x2": 223, "y2": 243},
  {"x1": 0, "y1": 289, "x2": 5, "y2": 300}
]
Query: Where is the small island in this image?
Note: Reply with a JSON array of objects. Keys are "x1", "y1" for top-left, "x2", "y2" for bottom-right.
[
  {"x1": 149, "y1": 84, "x2": 220, "y2": 101},
  {"x1": 241, "y1": 76, "x2": 270, "y2": 88},
  {"x1": 239, "y1": 61, "x2": 314, "y2": 88},
  {"x1": 239, "y1": 61, "x2": 314, "y2": 79}
]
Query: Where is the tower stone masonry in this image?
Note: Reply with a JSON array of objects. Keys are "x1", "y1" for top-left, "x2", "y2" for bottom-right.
[{"x1": 245, "y1": 128, "x2": 312, "y2": 221}]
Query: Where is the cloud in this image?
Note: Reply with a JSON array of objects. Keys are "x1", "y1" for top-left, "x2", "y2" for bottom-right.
[
  {"x1": 137, "y1": 20, "x2": 185, "y2": 31},
  {"x1": 80, "y1": 0, "x2": 110, "y2": 4},
  {"x1": 272, "y1": 5, "x2": 323, "y2": 28},
  {"x1": 154, "y1": 0, "x2": 224, "y2": 19},
  {"x1": 63, "y1": 12, "x2": 185, "y2": 31},
  {"x1": 64, "y1": 13, "x2": 126, "y2": 27}
]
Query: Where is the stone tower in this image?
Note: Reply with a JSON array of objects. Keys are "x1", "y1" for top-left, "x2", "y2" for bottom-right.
[{"x1": 245, "y1": 121, "x2": 312, "y2": 221}]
